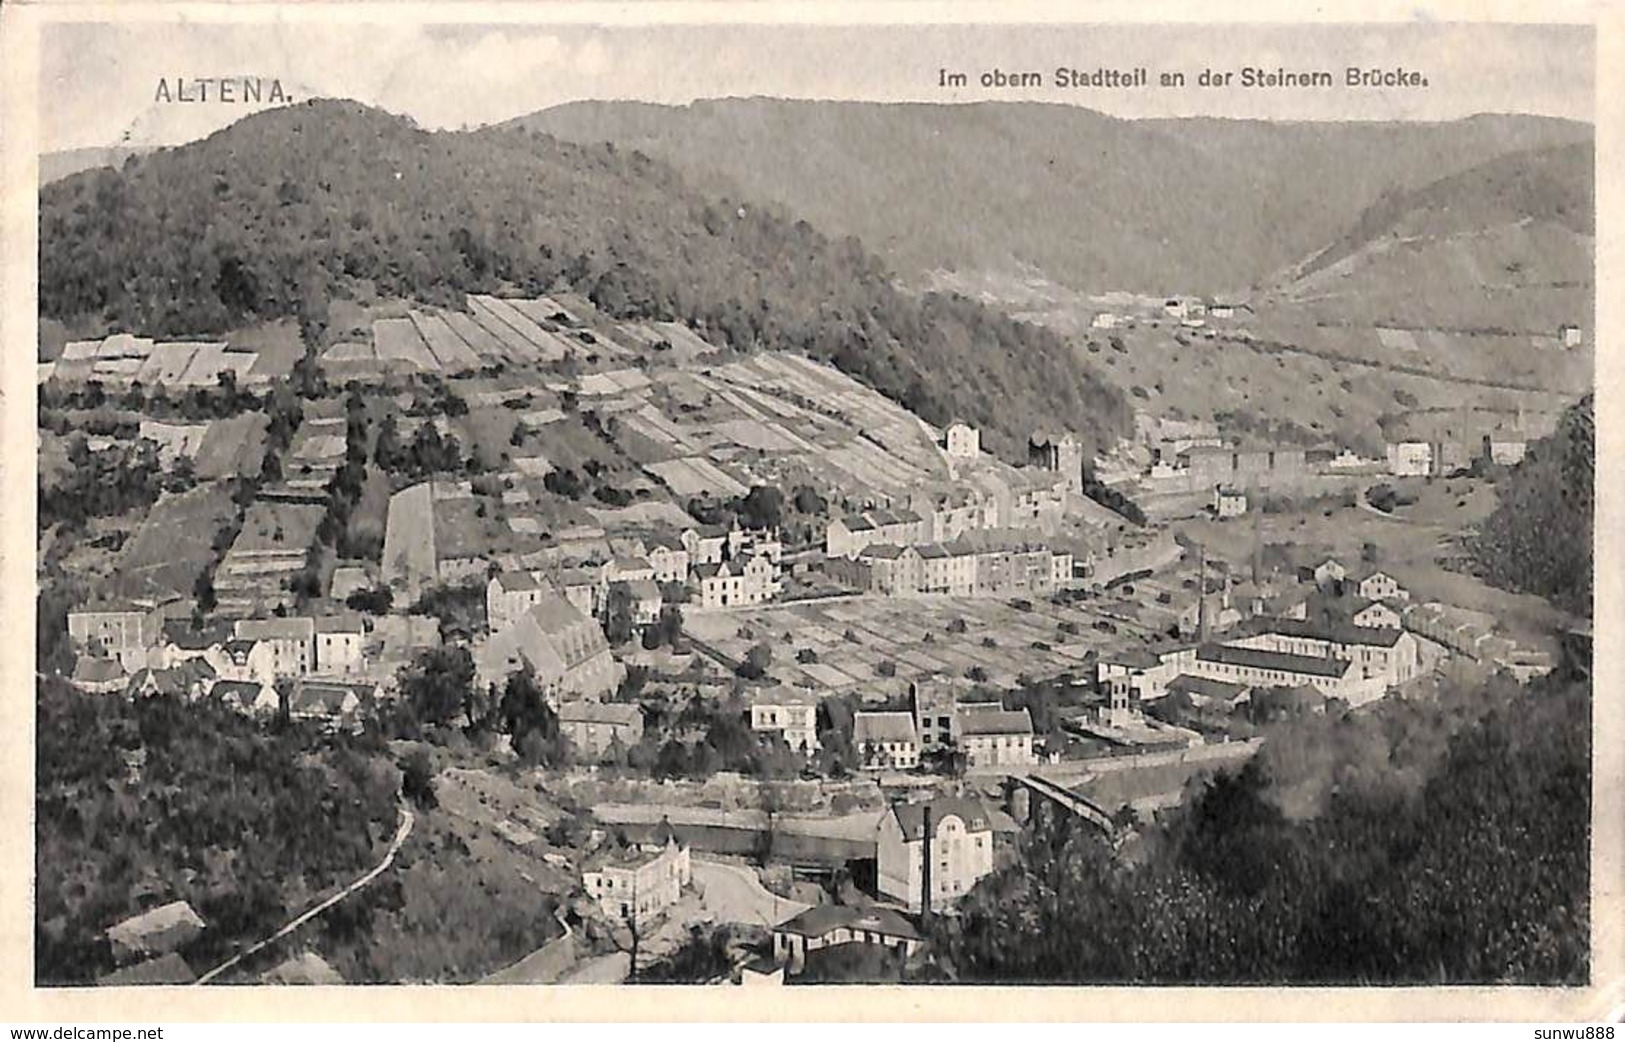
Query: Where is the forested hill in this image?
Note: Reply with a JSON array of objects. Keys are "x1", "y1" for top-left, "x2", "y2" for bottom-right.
[
  {"x1": 1471, "y1": 394, "x2": 1594, "y2": 617},
  {"x1": 516, "y1": 99, "x2": 1593, "y2": 295},
  {"x1": 38, "y1": 100, "x2": 1131, "y2": 460}
]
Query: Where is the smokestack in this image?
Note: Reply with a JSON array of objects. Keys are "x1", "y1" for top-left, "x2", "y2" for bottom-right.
[
  {"x1": 920, "y1": 802, "x2": 933, "y2": 922},
  {"x1": 1197, "y1": 544, "x2": 1210, "y2": 644}
]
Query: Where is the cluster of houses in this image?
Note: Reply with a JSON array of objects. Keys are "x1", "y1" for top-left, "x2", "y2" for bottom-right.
[
  {"x1": 843, "y1": 682, "x2": 1040, "y2": 772},
  {"x1": 818, "y1": 425, "x2": 1090, "y2": 599},
  {"x1": 826, "y1": 537, "x2": 1073, "y2": 600},
  {"x1": 67, "y1": 603, "x2": 394, "y2": 730},
  {"x1": 1095, "y1": 554, "x2": 1554, "y2": 718},
  {"x1": 383, "y1": 478, "x2": 788, "y2": 613},
  {"x1": 580, "y1": 795, "x2": 1015, "y2": 984}
]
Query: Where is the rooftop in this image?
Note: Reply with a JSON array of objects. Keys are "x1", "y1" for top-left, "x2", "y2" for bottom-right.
[
  {"x1": 959, "y1": 709, "x2": 1034, "y2": 737},
  {"x1": 890, "y1": 797, "x2": 999, "y2": 841},
  {"x1": 1240, "y1": 616, "x2": 1405, "y2": 649},
  {"x1": 235, "y1": 617, "x2": 316, "y2": 642},
  {"x1": 1165, "y1": 674, "x2": 1250, "y2": 700},
  {"x1": 1196, "y1": 643, "x2": 1353, "y2": 679},
  {"x1": 775, "y1": 903, "x2": 921, "y2": 942},
  {"x1": 853, "y1": 711, "x2": 917, "y2": 745}
]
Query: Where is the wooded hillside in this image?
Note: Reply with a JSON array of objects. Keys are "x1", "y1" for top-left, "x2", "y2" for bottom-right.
[{"x1": 38, "y1": 100, "x2": 1130, "y2": 459}]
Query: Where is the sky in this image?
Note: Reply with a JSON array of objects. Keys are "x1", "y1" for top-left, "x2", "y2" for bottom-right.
[{"x1": 38, "y1": 19, "x2": 1595, "y2": 153}]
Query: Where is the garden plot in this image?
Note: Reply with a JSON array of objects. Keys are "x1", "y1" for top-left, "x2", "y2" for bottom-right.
[
  {"x1": 476, "y1": 297, "x2": 567, "y2": 361},
  {"x1": 193, "y1": 413, "x2": 268, "y2": 479},
  {"x1": 442, "y1": 312, "x2": 509, "y2": 363},
  {"x1": 687, "y1": 596, "x2": 1120, "y2": 693},
  {"x1": 374, "y1": 318, "x2": 439, "y2": 371},
  {"x1": 645, "y1": 456, "x2": 749, "y2": 498},
  {"x1": 410, "y1": 311, "x2": 482, "y2": 371},
  {"x1": 467, "y1": 297, "x2": 542, "y2": 363}
]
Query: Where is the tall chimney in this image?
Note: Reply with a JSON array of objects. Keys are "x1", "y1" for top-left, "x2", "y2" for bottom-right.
[
  {"x1": 1197, "y1": 544, "x2": 1210, "y2": 643},
  {"x1": 919, "y1": 803, "x2": 933, "y2": 922}
]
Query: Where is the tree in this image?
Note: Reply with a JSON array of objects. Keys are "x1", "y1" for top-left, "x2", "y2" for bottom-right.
[
  {"x1": 499, "y1": 667, "x2": 558, "y2": 743},
  {"x1": 603, "y1": 582, "x2": 634, "y2": 646},
  {"x1": 346, "y1": 586, "x2": 393, "y2": 613},
  {"x1": 400, "y1": 647, "x2": 475, "y2": 728},
  {"x1": 400, "y1": 748, "x2": 437, "y2": 808},
  {"x1": 735, "y1": 485, "x2": 785, "y2": 530},
  {"x1": 736, "y1": 642, "x2": 773, "y2": 680}
]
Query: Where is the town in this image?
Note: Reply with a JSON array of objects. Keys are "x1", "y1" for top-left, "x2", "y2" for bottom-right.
[{"x1": 38, "y1": 276, "x2": 1586, "y2": 986}]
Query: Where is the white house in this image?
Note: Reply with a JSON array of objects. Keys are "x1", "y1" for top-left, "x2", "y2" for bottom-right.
[
  {"x1": 487, "y1": 572, "x2": 554, "y2": 633},
  {"x1": 854, "y1": 712, "x2": 920, "y2": 770},
  {"x1": 944, "y1": 423, "x2": 981, "y2": 460},
  {"x1": 233, "y1": 617, "x2": 315, "y2": 678},
  {"x1": 1352, "y1": 600, "x2": 1404, "y2": 630},
  {"x1": 581, "y1": 830, "x2": 691, "y2": 927},
  {"x1": 1213, "y1": 485, "x2": 1248, "y2": 519},
  {"x1": 958, "y1": 708, "x2": 1036, "y2": 769},
  {"x1": 749, "y1": 690, "x2": 822, "y2": 753},
  {"x1": 1355, "y1": 570, "x2": 1408, "y2": 603},
  {"x1": 1387, "y1": 441, "x2": 1433, "y2": 477},
  {"x1": 877, "y1": 798, "x2": 998, "y2": 913},
  {"x1": 694, "y1": 553, "x2": 778, "y2": 609},
  {"x1": 313, "y1": 613, "x2": 366, "y2": 676}
]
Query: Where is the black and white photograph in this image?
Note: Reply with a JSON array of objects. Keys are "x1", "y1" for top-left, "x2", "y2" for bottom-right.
[{"x1": 10, "y1": 6, "x2": 1610, "y2": 1015}]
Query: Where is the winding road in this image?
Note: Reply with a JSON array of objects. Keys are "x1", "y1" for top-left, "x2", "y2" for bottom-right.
[{"x1": 195, "y1": 800, "x2": 416, "y2": 985}]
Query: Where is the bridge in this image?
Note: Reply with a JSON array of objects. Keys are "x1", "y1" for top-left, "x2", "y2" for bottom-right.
[{"x1": 1008, "y1": 774, "x2": 1116, "y2": 836}]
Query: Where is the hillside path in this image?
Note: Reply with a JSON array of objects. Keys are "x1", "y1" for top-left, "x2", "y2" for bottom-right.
[{"x1": 195, "y1": 800, "x2": 416, "y2": 984}]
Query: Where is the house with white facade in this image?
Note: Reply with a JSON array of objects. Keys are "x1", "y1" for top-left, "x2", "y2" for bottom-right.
[
  {"x1": 854, "y1": 712, "x2": 920, "y2": 770},
  {"x1": 581, "y1": 829, "x2": 691, "y2": 927},
  {"x1": 771, "y1": 905, "x2": 922, "y2": 975},
  {"x1": 877, "y1": 798, "x2": 998, "y2": 913},
  {"x1": 233, "y1": 617, "x2": 315, "y2": 678},
  {"x1": 749, "y1": 689, "x2": 822, "y2": 753},
  {"x1": 958, "y1": 708, "x2": 1037, "y2": 769}
]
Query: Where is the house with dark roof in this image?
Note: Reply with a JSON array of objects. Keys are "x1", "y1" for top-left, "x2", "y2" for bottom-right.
[
  {"x1": 958, "y1": 708, "x2": 1036, "y2": 769},
  {"x1": 772, "y1": 904, "x2": 922, "y2": 974},
  {"x1": 559, "y1": 701, "x2": 644, "y2": 759},
  {"x1": 1165, "y1": 674, "x2": 1250, "y2": 708},
  {"x1": 71, "y1": 654, "x2": 127, "y2": 695},
  {"x1": 211, "y1": 678, "x2": 280, "y2": 718},
  {"x1": 854, "y1": 712, "x2": 919, "y2": 770},
  {"x1": 475, "y1": 593, "x2": 622, "y2": 701},
  {"x1": 878, "y1": 798, "x2": 1005, "y2": 912},
  {"x1": 289, "y1": 679, "x2": 377, "y2": 732},
  {"x1": 125, "y1": 659, "x2": 216, "y2": 701}
]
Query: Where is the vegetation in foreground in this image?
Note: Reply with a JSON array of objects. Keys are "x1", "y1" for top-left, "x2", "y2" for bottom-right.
[{"x1": 934, "y1": 667, "x2": 1590, "y2": 985}]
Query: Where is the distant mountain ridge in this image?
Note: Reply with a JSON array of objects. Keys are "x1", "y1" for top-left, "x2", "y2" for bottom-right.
[
  {"x1": 37, "y1": 99, "x2": 1130, "y2": 460},
  {"x1": 1268, "y1": 141, "x2": 1593, "y2": 336},
  {"x1": 513, "y1": 99, "x2": 1593, "y2": 295}
]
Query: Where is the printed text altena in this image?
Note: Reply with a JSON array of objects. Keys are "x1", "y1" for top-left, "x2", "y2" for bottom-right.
[{"x1": 154, "y1": 78, "x2": 291, "y2": 104}]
